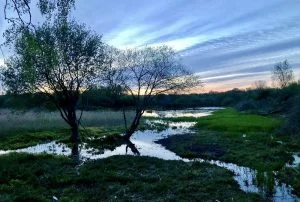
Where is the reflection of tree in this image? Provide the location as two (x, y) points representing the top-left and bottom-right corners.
(125, 140), (140, 156)
(71, 143), (80, 164)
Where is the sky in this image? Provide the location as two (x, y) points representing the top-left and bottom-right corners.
(1, 0), (300, 92)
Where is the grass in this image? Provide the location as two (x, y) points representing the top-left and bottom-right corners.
(0, 153), (264, 202)
(0, 130), (68, 150)
(157, 130), (292, 171)
(278, 165), (300, 196)
(0, 109), (135, 136)
(157, 108), (299, 171)
(0, 109), (134, 150)
(164, 108), (281, 133)
(0, 127), (125, 151)
(195, 108), (281, 133)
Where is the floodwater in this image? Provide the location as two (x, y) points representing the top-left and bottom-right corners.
(0, 107), (299, 201)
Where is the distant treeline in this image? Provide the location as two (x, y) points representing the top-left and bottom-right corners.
(1, 82), (299, 113)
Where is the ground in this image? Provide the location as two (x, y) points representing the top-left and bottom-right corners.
(0, 153), (263, 202)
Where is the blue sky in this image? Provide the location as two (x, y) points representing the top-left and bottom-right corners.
(1, 0), (300, 92)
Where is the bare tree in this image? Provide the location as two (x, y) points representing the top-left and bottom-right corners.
(102, 46), (201, 140)
(272, 60), (294, 88)
(1, 21), (105, 142)
(252, 80), (267, 90)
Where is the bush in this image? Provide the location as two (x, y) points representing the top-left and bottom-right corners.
(280, 97), (300, 135)
(234, 100), (257, 111)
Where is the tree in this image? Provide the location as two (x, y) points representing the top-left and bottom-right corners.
(272, 60), (294, 88)
(252, 80), (267, 90)
(3, 0), (75, 27)
(1, 20), (105, 142)
(103, 46), (201, 140)
(1, 0), (76, 57)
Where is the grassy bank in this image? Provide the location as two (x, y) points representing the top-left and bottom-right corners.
(156, 108), (300, 195)
(157, 109), (299, 171)
(0, 153), (263, 202)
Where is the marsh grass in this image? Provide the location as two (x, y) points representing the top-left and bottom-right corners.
(0, 109), (135, 150)
(0, 153), (263, 201)
(157, 108), (299, 171)
(0, 109), (135, 136)
(278, 166), (300, 196)
(163, 108), (281, 133)
(195, 108), (282, 133)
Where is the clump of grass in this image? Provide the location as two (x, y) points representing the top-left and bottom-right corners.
(0, 129), (69, 150)
(0, 153), (263, 201)
(157, 130), (292, 171)
(278, 166), (300, 196)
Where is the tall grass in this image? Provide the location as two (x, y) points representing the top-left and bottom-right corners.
(0, 109), (135, 136)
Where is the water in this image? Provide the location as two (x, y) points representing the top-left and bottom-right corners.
(0, 108), (299, 201)
(143, 107), (223, 118)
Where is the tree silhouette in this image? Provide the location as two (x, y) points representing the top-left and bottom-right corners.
(102, 46), (201, 139)
(272, 60), (294, 88)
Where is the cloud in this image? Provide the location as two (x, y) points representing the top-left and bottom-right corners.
(0, 58), (4, 66)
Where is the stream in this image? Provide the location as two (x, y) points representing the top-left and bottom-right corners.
(0, 107), (299, 201)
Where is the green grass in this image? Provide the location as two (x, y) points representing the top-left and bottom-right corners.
(278, 165), (300, 196)
(157, 130), (292, 171)
(0, 129), (69, 150)
(195, 108), (281, 133)
(0, 109), (132, 150)
(0, 126), (125, 151)
(0, 153), (263, 202)
(160, 108), (281, 133)
(157, 109), (299, 171)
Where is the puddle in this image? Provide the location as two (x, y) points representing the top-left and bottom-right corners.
(0, 108), (299, 201)
(143, 107), (223, 118)
(287, 154), (300, 168)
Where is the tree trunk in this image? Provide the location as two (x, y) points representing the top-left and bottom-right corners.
(71, 123), (79, 142)
(123, 110), (143, 140)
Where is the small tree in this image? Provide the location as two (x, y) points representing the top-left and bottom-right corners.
(252, 80), (267, 90)
(272, 60), (294, 88)
(1, 21), (105, 142)
(103, 46), (201, 140)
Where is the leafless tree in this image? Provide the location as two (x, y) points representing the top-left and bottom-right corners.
(102, 46), (201, 140)
(272, 60), (294, 88)
(252, 80), (267, 90)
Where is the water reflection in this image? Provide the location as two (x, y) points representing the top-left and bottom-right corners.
(143, 107), (223, 118)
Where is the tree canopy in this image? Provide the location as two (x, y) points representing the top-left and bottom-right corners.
(1, 20), (105, 142)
